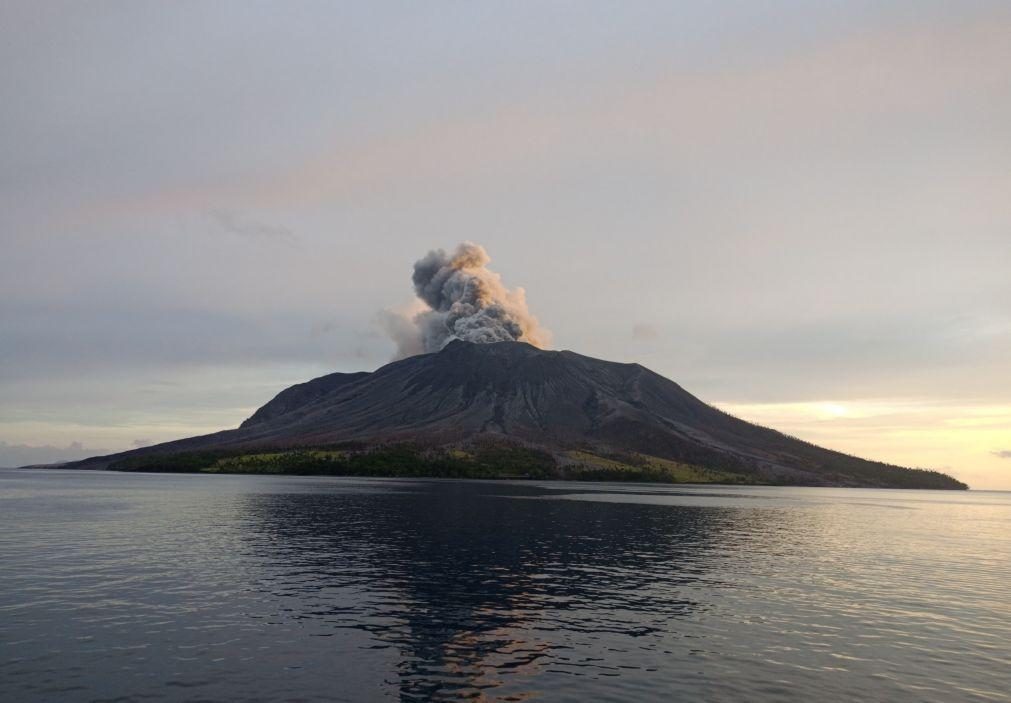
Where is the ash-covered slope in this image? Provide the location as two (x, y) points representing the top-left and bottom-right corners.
(68, 341), (965, 488)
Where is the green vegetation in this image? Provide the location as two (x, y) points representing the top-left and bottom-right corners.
(563, 450), (756, 484)
(205, 450), (348, 473)
(109, 443), (760, 484)
(106, 442), (963, 488)
(109, 443), (558, 480)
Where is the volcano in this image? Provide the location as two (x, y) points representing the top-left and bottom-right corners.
(67, 341), (965, 489)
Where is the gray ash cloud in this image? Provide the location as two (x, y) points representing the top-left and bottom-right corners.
(382, 242), (549, 359)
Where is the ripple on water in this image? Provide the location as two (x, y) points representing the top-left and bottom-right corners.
(1, 472), (1009, 702)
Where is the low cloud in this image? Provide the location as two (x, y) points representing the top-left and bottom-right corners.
(208, 210), (298, 245)
(0, 441), (112, 467)
(993, 450), (1011, 459)
(632, 324), (658, 341)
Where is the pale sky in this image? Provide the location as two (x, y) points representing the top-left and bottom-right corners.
(2, 1), (1009, 488)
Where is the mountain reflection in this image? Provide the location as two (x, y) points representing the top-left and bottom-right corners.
(238, 481), (748, 701)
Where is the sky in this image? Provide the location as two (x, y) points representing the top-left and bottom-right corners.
(1, 1), (1009, 488)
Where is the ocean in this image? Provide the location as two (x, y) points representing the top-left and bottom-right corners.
(1, 469), (1008, 702)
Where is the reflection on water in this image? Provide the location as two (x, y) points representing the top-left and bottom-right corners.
(240, 485), (741, 700)
(1, 472), (1009, 702)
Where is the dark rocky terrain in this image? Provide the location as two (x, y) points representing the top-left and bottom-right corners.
(65, 341), (966, 488)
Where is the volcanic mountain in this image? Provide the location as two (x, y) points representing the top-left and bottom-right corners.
(68, 341), (965, 488)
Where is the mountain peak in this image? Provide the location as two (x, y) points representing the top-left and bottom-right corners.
(437, 338), (546, 356)
(64, 343), (966, 489)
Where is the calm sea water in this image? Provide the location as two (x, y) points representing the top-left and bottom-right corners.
(1, 470), (1008, 702)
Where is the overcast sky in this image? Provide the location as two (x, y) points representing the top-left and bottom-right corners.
(2, 1), (1009, 487)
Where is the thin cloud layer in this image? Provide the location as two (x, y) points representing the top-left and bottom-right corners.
(0, 441), (111, 468)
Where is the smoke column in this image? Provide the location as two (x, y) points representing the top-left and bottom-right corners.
(383, 242), (550, 358)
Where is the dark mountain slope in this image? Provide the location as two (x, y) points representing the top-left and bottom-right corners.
(240, 371), (369, 428)
(65, 341), (966, 488)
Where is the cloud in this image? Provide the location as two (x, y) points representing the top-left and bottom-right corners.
(68, 10), (1011, 221)
(132, 438), (153, 448)
(0, 302), (362, 376)
(0, 441), (113, 467)
(208, 210), (298, 245)
(632, 324), (658, 341)
(993, 450), (1011, 459)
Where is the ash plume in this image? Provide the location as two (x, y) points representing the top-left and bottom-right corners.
(382, 242), (550, 359)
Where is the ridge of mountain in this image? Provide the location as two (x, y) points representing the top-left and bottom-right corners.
(62, 341), (967, 489)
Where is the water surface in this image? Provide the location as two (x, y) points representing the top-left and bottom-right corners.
(1, 470), (1008, 701)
